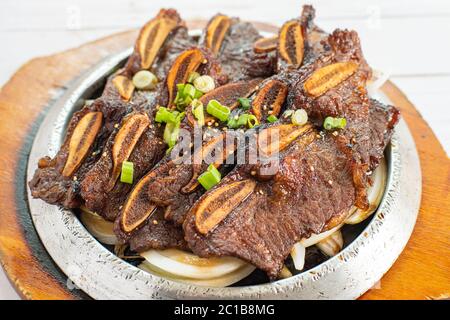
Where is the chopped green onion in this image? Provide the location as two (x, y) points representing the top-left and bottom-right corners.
(192, 99), (205, 126)
(292, 109), (308, 126)
(183, 83), (196, 99)
(198, 164), (221, 190)
(193, 75), (215, 93)
(323, 116), (347, 130)
(227, 113), (259, 129)
(267, 115), (278, 123)
(164, 121), (181, 148)
(238, 98), (251, 110)
(174, 83), (204, 110)
(155, 107), (178, 123)
(206, 100), (231, 122)
(246, 114), (259, 128)
(194, 89), (203, 99)
(187, 71), (200, 83)
(132, 70), (158, 90)
(120, 161), (134, 184)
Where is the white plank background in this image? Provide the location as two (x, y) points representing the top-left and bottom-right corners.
(0, 0), (449, 299)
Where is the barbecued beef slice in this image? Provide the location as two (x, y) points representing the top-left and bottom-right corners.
(220, 19), (275, 81)
(129, 209), (187, 252)
(78, 25), (204, 220)
(80, 112), (165, 221)
(368, 99), (400, 169)
(288, 29), (373, 209)
(28, 9), (190, 209)
(184, 132), (356, 279)
(28, 80), (138, 208)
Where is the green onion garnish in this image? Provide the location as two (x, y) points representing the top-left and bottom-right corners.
(155, 107), (178, 123)
(238, 98), (251, 110)
(198, 164), (221, 190)
(187, 71), (200, 83)
(164, 120), (182, 148)
(192, 99), (205, 126)
(323, 116), (347, 130)
(246, 114), (259, 128)
(193, 75), (215, 93)
(292, 109), (308, 126)
(183, 83), (196, 99)
(158, 108), (185, 148)
(120, 161), (134, 184)
(206, 100), (231, 122)
(227, 113), (259, 129)
(173, 83), (204, 110)
(194, 89), (203, 99)
(267, 115), (278, 123)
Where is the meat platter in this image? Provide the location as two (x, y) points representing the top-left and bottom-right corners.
(26, 6), (421, 299)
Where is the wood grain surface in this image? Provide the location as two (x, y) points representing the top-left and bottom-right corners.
(0, 22), (448, 300)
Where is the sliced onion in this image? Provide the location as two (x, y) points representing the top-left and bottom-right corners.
(299, 224), (342, 248)
(346, 158), (387, 224)
(139, 260), (255, 287)
(316, 229), (344, 257)
(290, 242), (306, 271)
(140, 249), (248, 280)
(80, 207), (118, 245)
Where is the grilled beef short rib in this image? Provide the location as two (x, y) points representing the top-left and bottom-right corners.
(183, 29), (399, 279)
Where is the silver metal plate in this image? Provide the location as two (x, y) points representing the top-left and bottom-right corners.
(26, 35), (421, 299)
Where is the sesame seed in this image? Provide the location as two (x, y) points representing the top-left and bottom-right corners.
(152, 220), (158, 225)
(251, 170), (256, 176)
(332, 131), (338, 136)
(202, 59), (208, 64)
(310, 166), (315, 172)
(73, 176), (78, 181)
(114, 123), (119, 128)
(102, 152), (107, 157)
(328, 180), (333, 185)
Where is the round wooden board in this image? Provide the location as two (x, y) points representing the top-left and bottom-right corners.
(0, 21), (448, 300)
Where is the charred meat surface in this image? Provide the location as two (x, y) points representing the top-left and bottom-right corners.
(29, 9), (189, 208)
(129, 209), (187, 252)
(183, 30), (399, 278)
(117, 5), (329, 250)
(28, 5), (401, 283)
(79, 20), (202, 221)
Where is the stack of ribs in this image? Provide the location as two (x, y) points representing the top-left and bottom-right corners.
(29, 5), (399, 280)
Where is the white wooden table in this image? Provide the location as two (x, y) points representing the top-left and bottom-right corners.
(0, 0), (449, 300)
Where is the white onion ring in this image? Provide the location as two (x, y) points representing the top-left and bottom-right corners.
(80, 207), (118, 245)
(140, 248), (249, 280)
